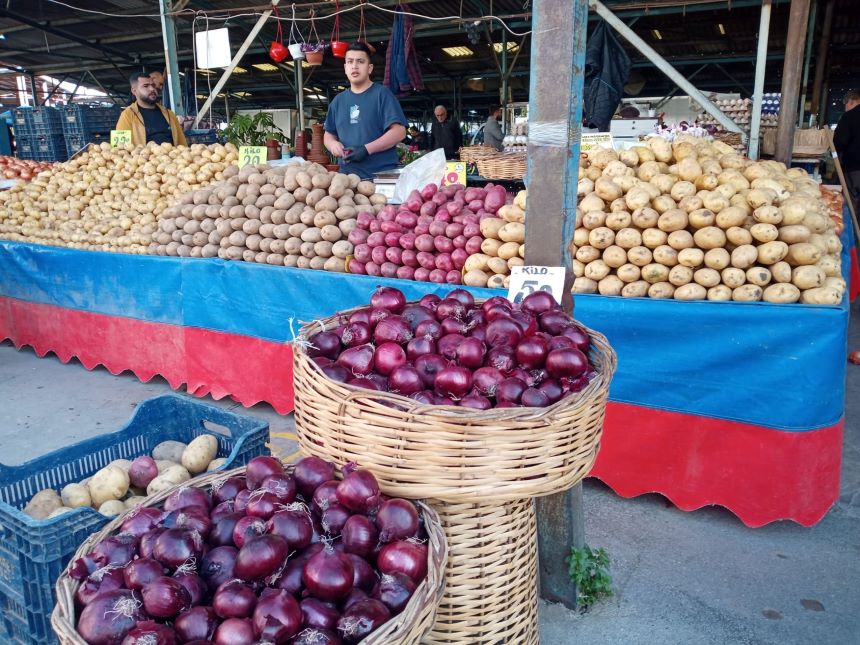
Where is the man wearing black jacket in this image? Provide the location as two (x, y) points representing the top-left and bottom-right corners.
(430, 105), (462, 159)
(834, 89), (860, 210)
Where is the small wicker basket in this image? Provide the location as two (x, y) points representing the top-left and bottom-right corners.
(51, 466), (447, 645)
(475, 153), (528, 180)
(458, 145), (499, 164)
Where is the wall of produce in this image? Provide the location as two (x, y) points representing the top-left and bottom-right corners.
(0, 135), (847, 304)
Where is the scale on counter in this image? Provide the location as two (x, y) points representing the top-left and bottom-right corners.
(373, 169), (401, 203)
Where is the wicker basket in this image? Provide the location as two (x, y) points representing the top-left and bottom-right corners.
(423, 497), (538, 644)
(475, 153), (527, 180)
(51, 466), (447, 645)
(458, 145), (499, 164)
(293, 307), (616, 503)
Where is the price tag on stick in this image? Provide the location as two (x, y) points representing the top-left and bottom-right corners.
(507, 265), (566, 305)
(110, 130), (131, 147)
(238, 145), (266, 168)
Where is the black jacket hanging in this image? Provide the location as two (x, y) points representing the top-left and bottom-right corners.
(583, 20), (631, 131)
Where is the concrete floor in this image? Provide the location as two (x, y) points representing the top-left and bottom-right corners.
(1, 308), (859, 644)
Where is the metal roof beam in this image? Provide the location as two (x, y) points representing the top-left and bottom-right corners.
(598, 0), (789, 18)
(0, 31), (164, 58)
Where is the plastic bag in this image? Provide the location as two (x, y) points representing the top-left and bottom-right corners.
(393, 148), (446, 203)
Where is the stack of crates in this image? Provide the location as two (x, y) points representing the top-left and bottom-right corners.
(60, 104), (122, 157)
(185, 128), (220, 145)
(13, 107), (67, 162)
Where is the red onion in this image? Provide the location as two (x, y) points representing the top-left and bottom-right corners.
(521, 388), (550, 407)
(408, 390), (436, 404)
(322, 365), (351, 383)
(295, 456), (336, 499)
(292, 628), (342, 645)
(377, 540), (428, 584)
(336, 344), (375, 376)
(320, 504), (351, 537)
(437, 333), (465, 360)
(128, 456), (159, 489)
(261, 474), (298, 504)
(415, 319), (442, 340)
(336, 468), (381, 514)
(472, 366), (504, 397)
(345, 553), (377, 592)
(276, 556), (307, 596)
(521, 290), (558, 315)
(309, 331), (342, 360)
(141, 576), (191, 619)
(269, 505), (314, 549)
(538, 310), (573, 335)
(486, 317), (523, 348)
(252, 588), (303, 643)
(312, 480), (341, 514)
(341, 322), (372, 348)
(174, 606), (218, 642)
(162, 506), (212, 537)
(209, 511), (242, 547)
(434, 366), (473, 400)
(545, 347), (589, 379)
(496, 377), (527, 404)
(124, 557), (164, 590)
(370, 287), (406, 313)
(76, 590), (144, 644)
(527, 368), (548, 388)
(213, 579), (257, 618)
(460, 392), (493, 409)
(406, 337), (436, 360)
(163, 485), (212, 512)
(201, 546), (237, 589)
(348, 377), (384, 391)
(485, 346), (515, 373)
(538, 378), (565, 404)
(174, 570), (207, 606)
(435, 298), (467, 321)
(92, 534), (138, 568)
(511, 310), (538, 337)
(234, 534), (289, 581)
(232, 515), (267, 548)
(373, 342), (406, 377)
(440, 316), (468, 335)
(388, 366), (424, 395)
(400, 304), (435, 331)
(337, 599), (391, 643)
(373, 315), (413, 344)
(153, 528), (203, 569)
(375, 499), (419, 543)
(68, 554), (100, 581)
(139, 529), (163, 559)
(559, 326), (590, 352)
(214, 618), (255, 645)
(340, 587), (369, 611)
(516, 335), (550, 369)
(245, 456), (286, 490)
(342, 515), (378, 557)
(119, 507), (163, 538)
(313, 357), (334, 369)
(76, 565), (126, 607)
(455, 337), (486, 369)
(301, 598), (340, 630)
(419, 294), (441, 310)
(303, 545), (355, 601)
(212, 476), (246, 505)
(374, 572), (416, 614)
(548, 335), (576, 351)
(245, 490), (280, 519)
(120, 621), (177, 645)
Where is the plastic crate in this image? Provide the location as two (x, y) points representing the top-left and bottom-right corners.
(17, 135), (67, 162)
(186, 128), (220, 145)
(12, 107), (63, 137)
(60, 105), (122, 138)
(65, 132), (109, 157)
(0, 393), (269, 645)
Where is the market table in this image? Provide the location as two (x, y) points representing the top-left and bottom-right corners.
(1, 224), (855, 528)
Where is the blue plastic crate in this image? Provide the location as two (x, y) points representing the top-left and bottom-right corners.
(0, 393), (269, 645)
(60, 105), (122, 138)
(186, 128), (220, 145)
(65, 132), (109, 157)
(12, 107), (63, 137)
(17, 135), (67, 162)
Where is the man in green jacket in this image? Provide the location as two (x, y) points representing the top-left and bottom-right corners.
(115, 72), (187, 147)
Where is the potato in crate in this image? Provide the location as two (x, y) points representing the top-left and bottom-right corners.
(0, 393), (269, 645)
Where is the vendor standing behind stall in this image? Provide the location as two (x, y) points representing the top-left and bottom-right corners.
(324, 42), (407, 180)
(115, 72), (187, 146)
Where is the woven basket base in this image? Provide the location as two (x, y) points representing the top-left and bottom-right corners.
(423, 498), (539, 645)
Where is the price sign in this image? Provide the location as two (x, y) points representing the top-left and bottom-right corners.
(580, 132), (615, 152)
(238, 145), (266, 168)
(441, 161), (466, 187)
(507, 265), (566, 305)
(110, 130), (132, 147)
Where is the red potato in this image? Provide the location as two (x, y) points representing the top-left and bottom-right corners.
(406, 191), (423, 212)
(397, 211), (419, 228)
(465, 236), (483, 254)
(464, 187), (487, 202)
(369, 220), (382, 233)
(434, 236), (454, 254)
(451, 248), (468, 269)
(468, 199), (483, 212)
(420, 183), (439, 200)
(445, 223), (464, 238)
(415, 224), (430, 235)
(416, 252), (436, 270)
(417, 214), (434, 226)
(371, 246), (387, 265)
(348, 229), (370, 245)
(452, 235), (467, 249)
(414, 267), (431, 281)
(484, 187), (506, 213)
(385, 247), (403, 264)
(353, 244), (372, 263)
(399, 233), (417, 250)
(401, 249), (419, 267)
(445, 201), (463, 216)
(435, 253), (454, 272)
(380, 221), (403, 234)
(464, 222), (481, 237)
(432, 192), (449, 206)
(381, 262), (399, 278)
(367, 232), (386, 247)
(384, 232), (402, 248)
(428, 221), (447, 237)
(418, 201), (437, 218)
(356, 212), (375, 230)
(429, 269), (447, 283)
(446, 270), (462, 284)
(378, 205), (397, 219)
(415, 234), (435, 253)
(348, 260), (367, 274)
(397, 265), (416, 280)
(433, 209), (452, 223)
(365, 261), (381, 276)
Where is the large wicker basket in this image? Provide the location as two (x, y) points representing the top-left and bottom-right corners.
(293, 307), (616, 503)
(458, 145), (499, 164)
(475, 152), (528, 180)
(51, 466), (447, 645)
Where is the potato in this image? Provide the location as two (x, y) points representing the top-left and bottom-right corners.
(605, 211), (632, 231)
(594, 177), (623, 201)
(161, 465), (192, 484)
(688, 208), (715, 229)
(615, 263), (640, 283)
(88, 465), (130, 507)
(621, 280), (649, 297)
(667, 230), (694, 251)
(800, 286), (841, 305)
(693, 226), (727, 250)
(715, 206), (748, 230)
(125, 496), (148, 509)
(602, 245), (628, 268)
(647, 282), (675, 299)
(613, 228), (641, 250)
(721, 267), (746, 289)
(146, 474), (179, 496)
(692, 267), (720, 288)
(745, 266), (772, 287)
(674, 283), (706, 300)
(677, 247), (704, 268)
(151, 442), (186, 465)
(791, 265), (826, 290)
(23, 489), (63, 519)
(652, 245), (678, 267)
(110, 459), (133, 474)
(180, 434), (219, 475)
(732, 284), (763, 302)
(631, 207), (659, 229)
(463, 269), (490, 287)
(652, 194), (677, 214)
(707, 285), (733, 301)
(499, 222), (525, 243)
(753, 241), (788, 266)
(668, 264), (693, 286)
(749, 223), (778, 244)
(482, 238), (504, 257)
(641, 263), (670, 284)
(597, 275), (624, 296)
(752, 205), (782, 225)
(769, 261), (792, 283)
(678, 195), (704, 213)
(573, 277), (599, 294)
(625, 188), (652, 211)
(480, 218), (507, 240)
(641, 228), (668, 249)
(584, 259), (611, 281)
(627, 246), (653, 267)
(824, 277), (847, 295)
(725, 226), (753, 246)
(99, 500), (127, 517)
(784, 242), (821, 266)
(588, 227), (615, 250)
(487, 256), (510, 274)
(61, 483), (92, 509)
(576, 246), (600, 263)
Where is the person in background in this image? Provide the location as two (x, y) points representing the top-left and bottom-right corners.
(484, 104), (504, 151)
(147, 68), (172, 110)
(115, 72), (187, 146)
(835, 89), (860, 212)
(430, 105), (462, 159)
(407, 126), (428, 150)
(324, 42), (407, 180)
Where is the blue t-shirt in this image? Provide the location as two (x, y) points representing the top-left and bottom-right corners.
(324, 83), (407, 179)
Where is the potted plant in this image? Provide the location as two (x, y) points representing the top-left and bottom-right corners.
(222, 112), (289, 149)
(330, 0), (347, 58)
(301, 41), (326, 66)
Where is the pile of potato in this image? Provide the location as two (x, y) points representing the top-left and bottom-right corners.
(572, 136), (845, 304)
(0, 141), (238, 253)
(151, 161), (387, 271)
(22, 436), (224, 520)
(462, 189), (527, 288)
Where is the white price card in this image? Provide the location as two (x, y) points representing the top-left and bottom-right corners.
(506, 265), (566, 305)
(580, 132), (615, 152)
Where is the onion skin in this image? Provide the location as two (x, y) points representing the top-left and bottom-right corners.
(234, 534), (289, 581)
(303, 546), (355, 601)
(142, 576), (192, 618)
(373, 572), (416, 613)
(213, 580), (257, 619)
(76, 590), (145, 644)
(301, 598), (341, 630)
(295, 456), (336, 499)
(174, 606), (218, 642)
(252, 588), (303, 643)
(377, 540), (428, 584)
(337, 599), (392, 644)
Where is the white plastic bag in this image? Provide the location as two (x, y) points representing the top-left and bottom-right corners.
(392, 148), (446, 203)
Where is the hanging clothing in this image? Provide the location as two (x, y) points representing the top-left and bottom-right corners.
(583, 20), (631, 131)
(384, 9), (424, 94)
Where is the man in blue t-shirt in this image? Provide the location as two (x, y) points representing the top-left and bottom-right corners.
(324, 42), (407, 179)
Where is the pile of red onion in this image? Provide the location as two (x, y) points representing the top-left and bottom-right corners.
(346, 182), (509, 283)
(309, 286), (596, 409)
(68, 456), (428, 644)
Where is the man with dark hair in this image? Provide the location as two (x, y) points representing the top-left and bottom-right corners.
(324, 42), (407, 179)
(115, 71), (187, 146)
(147, 68), (171, 108)
(835, 89), (860, 210)
(430, 105), (462, 159)
(484, 104), (504, 151)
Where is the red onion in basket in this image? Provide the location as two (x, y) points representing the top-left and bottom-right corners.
(303, 544), (355, 601)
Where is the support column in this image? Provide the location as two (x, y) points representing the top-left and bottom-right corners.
(501, 29), (508, 131)
(749, 0), (773, 160)
(296, 62), (305, 131)
(775, 0), (812, 164)
(797, 0), (817, 127)
(526, 0), (588, 609)
(810, 0), (834, 124)
(159, 0), (183, 115)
